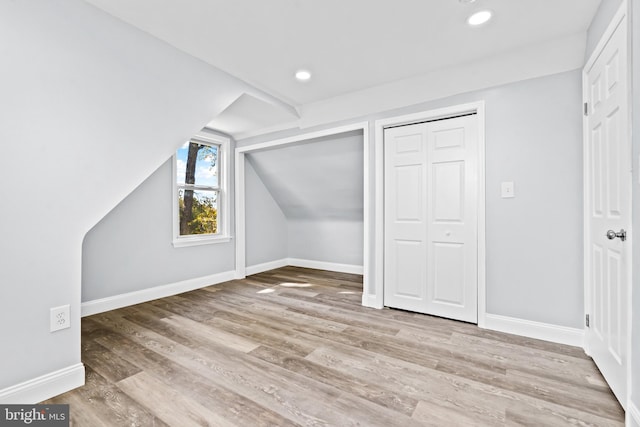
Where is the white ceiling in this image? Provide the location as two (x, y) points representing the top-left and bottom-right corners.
(84, 0), (601, 136)
(206, 93), (299, 137)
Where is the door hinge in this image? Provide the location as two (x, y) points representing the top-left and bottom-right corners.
(586, 314), (590, 327)
(584, 102), (589, 116)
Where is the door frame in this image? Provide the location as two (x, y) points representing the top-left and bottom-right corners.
(582, 0), (632, 411)
(373, 101), (487, 326)
(234, 121), (372, 297)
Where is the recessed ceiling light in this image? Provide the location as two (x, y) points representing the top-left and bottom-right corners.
(295, 70), (311, 81)
(467, 10), (492, 26)
(459, 0), (476, 3)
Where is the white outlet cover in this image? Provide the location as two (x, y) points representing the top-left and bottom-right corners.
(501, 181), (515, 198)
(50, 305), (70, 332)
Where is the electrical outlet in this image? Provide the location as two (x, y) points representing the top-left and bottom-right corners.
(50, 305), (70, 332)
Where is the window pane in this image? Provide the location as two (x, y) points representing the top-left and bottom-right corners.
(178, 189), (218, 235)
(176, 142), (219, 187)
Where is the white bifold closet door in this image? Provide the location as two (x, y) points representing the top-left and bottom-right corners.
(383, 115), (478, 323)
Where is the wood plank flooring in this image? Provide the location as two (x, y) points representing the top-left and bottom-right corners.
(43, 267), (624, 426)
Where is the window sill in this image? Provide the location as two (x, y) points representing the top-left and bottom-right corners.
(172, 235), (232, 248)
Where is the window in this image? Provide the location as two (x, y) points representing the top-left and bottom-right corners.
(173, 131), (230, 247)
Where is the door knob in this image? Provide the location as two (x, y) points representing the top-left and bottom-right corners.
(606, 229), (627, 241)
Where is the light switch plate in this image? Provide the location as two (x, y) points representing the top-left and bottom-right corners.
(501, 182), (515, 198)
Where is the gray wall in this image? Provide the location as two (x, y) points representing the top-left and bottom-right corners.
(82, 150), (235, 302)
(83, 131), (364, 304)
(246, 132), (364, 267)
(240, 69), (584, 329)
(245, 158), (288, 266)
(585, 0), (623, 59)
(480, 72), (583, 326)
(288, 219), (363, 266)
(0, 0), (256, 392)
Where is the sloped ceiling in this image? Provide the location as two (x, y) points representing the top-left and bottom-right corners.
(246, 130), (364, 221)
(206, 93), (299, 137)
(82, 0), (600, 106)
(83, 0), (601, 137)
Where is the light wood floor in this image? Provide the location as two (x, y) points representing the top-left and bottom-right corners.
(44, 267), (624, 426)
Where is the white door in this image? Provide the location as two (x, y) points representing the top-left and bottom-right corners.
(384, 115), (478, 323)
(584, 12), (630, 407)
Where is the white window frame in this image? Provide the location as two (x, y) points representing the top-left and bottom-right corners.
(172, 131), (231, 247)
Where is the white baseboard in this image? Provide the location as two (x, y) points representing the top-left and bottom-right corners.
(81, 270), (236, 317)
(82, 259), (361, 317)
(287, 258), (364, 275)
(361, 294), (383, 309)
(246, 258), (289, 276)
(483, 313), (584, 347)
(628, 402), (640, 427)
(0, 363), (85, 404)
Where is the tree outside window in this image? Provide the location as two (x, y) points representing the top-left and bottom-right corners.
(177, 141), (219, 236)
(173, 130), (233, 248)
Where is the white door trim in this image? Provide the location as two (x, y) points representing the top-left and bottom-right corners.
(235, 122), (372, 301)
(582, 0), (632, 410)
(374, 101), (486, 326)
